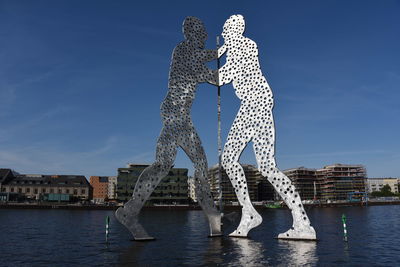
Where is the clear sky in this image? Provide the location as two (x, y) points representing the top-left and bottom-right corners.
(1, 0), (399, 179)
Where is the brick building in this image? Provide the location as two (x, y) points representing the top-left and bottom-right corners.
(90, 176), (109, 203)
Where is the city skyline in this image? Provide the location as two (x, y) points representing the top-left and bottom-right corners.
(1, 0), (400, 179)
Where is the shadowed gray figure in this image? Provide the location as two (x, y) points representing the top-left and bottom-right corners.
(217, 15), (316, 240)
(115, 16), (221, 240)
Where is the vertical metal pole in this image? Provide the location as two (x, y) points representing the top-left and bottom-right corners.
(216, 36), (223, 214)
(342, 214), (348, 242)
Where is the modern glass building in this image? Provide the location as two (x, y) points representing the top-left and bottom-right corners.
(116, 164), (189, 204)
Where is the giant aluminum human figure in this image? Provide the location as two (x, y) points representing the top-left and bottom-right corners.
(115, 16), (222, 240)
(217, 15), (317, 240)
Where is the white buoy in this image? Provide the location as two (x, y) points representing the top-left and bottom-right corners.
(342, 214), (348, 242)
(106, 215), (110, 242)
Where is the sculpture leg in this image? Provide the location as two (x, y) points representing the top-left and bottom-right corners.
(273, 170), (316, 240)
(180, 127), (222, 236)
(115, 128), (177, 240)
(253, 134), (317, 240)
(222, 122), (262, 237)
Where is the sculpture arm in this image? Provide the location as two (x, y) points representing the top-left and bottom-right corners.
(197, 49), (217, 62)
(199, 67), (218, 86)
(196, 49), (218, 85)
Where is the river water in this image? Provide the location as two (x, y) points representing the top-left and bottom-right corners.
(1, 205), (399, 266)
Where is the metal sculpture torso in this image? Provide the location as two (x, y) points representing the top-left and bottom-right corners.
(115, 17), (221, 240)
(218, 15), (316, 240)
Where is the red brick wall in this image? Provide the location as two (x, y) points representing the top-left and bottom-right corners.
(89, 176), (108, 200)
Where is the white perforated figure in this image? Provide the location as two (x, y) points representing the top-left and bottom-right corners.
(116, 17), (221, 240)
(218, 15), (316, 240)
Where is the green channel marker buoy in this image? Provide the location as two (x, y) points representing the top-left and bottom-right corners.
(106, 215), (110, 242)
(342, 214), (348, 242)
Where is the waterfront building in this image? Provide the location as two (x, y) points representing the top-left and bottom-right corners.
(188, 176), (197, 202)
(116, 164), (189, 204)
(0, 169), (91, 202)
(367, 178), (399, 193)
(108, 176), (117, 200)
(0, 169), (20, 201)
(283, 164), (367, 202)
(317, 164), (366, 201)
(0, 169), (16, 189)
(90, 176), (109, 203)
(208, 164), (275, 204)
(283, 167), (319, 200)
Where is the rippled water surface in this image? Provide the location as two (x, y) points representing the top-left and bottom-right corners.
(1, 205), (400, 266)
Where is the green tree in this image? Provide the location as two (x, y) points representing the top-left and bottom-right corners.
(381, 184), (393, 195)
(371, 184), (395, 197)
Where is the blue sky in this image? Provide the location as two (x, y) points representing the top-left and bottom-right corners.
(1, 0), (399, 178)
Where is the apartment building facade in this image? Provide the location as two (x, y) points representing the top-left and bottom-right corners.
(318, 164), (366, 201)
(367, 178), (399, 193)
(283, 164), (367, 201)
(284, 167), (319, 200)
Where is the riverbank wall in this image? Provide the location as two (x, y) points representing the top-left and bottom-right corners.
(1, 201), (400, 210)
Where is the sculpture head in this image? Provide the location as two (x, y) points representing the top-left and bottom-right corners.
(222, 14), (245, 42)
(183, 16), (207, 49)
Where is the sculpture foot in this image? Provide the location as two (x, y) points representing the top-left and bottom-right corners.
(277, 226), (317, 241)
(229, 230), (249, 238)
(207, 211), (222, 237)
(115, 205), (154, 240)
(229, 207), (262, 237)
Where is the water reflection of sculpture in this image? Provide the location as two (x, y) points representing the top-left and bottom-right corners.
(217, 15), (316, 240)
(115, 17), (221, 240)
(229, 238), (268, 266)
(277, 240), (317, 266)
